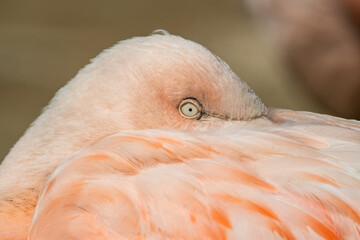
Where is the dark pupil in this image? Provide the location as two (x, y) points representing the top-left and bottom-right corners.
(189, 108), (193, 112)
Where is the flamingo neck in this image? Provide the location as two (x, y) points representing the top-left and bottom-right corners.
(0, 104), (119, 214)
(0, 116), (84, 205)
(0, 110), (86, 239)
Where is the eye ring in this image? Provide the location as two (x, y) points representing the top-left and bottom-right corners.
(178, 98), (203, 119)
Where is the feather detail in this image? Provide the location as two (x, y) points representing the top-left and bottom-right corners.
(29, 112), (360, 239)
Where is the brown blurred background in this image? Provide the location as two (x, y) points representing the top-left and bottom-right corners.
(1, 0), (358, 161)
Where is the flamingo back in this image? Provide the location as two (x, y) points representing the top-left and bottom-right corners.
(28, 109), (360, 239)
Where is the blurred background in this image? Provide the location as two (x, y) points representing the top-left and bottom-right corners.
(1, 0), (359, 161)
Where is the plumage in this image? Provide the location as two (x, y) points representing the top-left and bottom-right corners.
(29, 109), (360, 239)
(0, 33), (359, 239)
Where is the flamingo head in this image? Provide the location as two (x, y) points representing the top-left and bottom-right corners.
(49, 33), (267, 134)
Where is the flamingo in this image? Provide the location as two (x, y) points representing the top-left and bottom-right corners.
(242, 0), (360, 119)
(0, 33), (359, 239)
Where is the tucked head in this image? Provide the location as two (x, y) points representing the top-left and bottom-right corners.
(50, 33), (267, 133)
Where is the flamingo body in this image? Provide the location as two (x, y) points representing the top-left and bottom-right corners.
(0, 33), (359, 239)
(29, 109), (360, 239)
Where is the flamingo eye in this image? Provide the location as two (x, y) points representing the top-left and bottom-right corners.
(179, 98), (202, 119)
